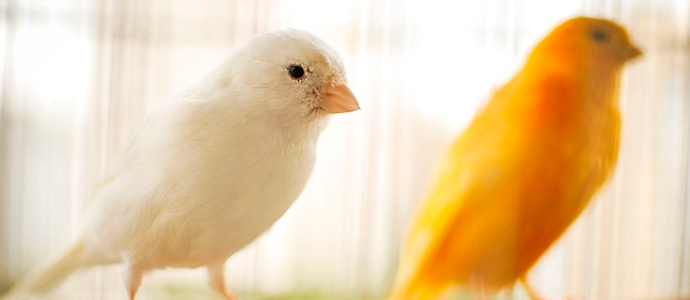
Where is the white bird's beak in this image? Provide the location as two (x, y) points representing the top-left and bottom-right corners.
(321, 84), (360, 113)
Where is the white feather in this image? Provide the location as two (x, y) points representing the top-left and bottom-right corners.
(4, 29), (352, 300)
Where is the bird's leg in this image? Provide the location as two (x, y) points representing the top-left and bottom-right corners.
(123, 263), (144, 300)
(470, 274), (490, 300)
(519, 274), (544, 300)
(207, 261), (239, 300)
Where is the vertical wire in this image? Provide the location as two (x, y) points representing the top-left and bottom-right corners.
(105, 0), (121, 171)
(250, 4), (261, 293)
(651, 1), (666, 296)
(583, 183), (597, 299)
(355, 0), (374, 296)
(346, 0), (370, 296)
(93, 0), (115, 296)
(647, 0), (659, 296)
(374, 0), (410, 295)
(253, 1), (280, 293)
(387, 0), (413, 296)
(651, 0), (685, 296)
(610, 1), (636, 297)
(91, 0), (103, 295)
(388, 0), (403, 290)
(0, 0), (20, 284)
(138, 0), (151, 124)
(253, 2), (269, 291)
(679, 0), (690, 294)
(570, 4), (587, 298)
(506, 2), (519, 298)
(69, 0), (90, 242)
(107, 0), (121, 170)
(16, 0), (31, 282)
(0, 0), (6, 117)
(44, 0), (56, 259)
(120, 0), (134, 153)
(95, 0), (111, 182)
(583, 1), (599, 296)
(605, 0), (623, 297)
(0, 0), (8, 289)
(361, 0), (385, 296)
(598, 0), (616, 298)
(584, 3), (600, 298)
(506, 0), (518, 59)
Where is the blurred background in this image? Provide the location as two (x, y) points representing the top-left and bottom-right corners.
(0, 0), (688, 299)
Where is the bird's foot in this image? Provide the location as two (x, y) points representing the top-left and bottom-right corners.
(221, 290), (240, 300)
(519, 274), (545, 300)
(207, 262), (240, 300)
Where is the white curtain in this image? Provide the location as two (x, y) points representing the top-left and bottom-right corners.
(1, 0), (688, 299)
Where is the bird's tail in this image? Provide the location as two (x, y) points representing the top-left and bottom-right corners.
(3, 241), (86, 299)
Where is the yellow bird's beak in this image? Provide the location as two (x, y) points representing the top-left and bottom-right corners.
(321, 84), (360, 113)
(626, 45), (643, 61)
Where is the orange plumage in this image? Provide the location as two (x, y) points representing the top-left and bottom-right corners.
(390, 17), (641, 300)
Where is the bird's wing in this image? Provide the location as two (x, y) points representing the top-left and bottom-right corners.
(392, 105), (525, 296)
(393, 76), (572, 295)
(81, 99), (225, 258)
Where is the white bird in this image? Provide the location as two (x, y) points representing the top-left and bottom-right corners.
(4, 29), (359, 300)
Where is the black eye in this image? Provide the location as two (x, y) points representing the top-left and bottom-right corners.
(590, 29), (610, 43)
(288, 64), (305, 79)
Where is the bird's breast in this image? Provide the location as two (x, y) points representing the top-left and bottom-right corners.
(170, 130), (318, 265)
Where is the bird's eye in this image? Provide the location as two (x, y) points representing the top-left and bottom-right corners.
(288, 64), (305, 79)
(590, 29), (610, 44)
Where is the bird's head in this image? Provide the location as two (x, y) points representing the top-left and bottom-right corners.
(220, 29), (359, 123)
(529, 17), (642, 73)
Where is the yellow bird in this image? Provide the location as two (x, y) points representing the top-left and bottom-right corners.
(390, 17), (641, 300)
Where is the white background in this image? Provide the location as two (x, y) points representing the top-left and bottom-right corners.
(1, 0), (689, 299)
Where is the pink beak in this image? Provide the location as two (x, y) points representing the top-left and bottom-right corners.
(321, 84), (360, 113)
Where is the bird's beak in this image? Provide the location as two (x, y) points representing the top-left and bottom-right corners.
(321, 84), (360, 113)
(626, 44), (643, 60)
